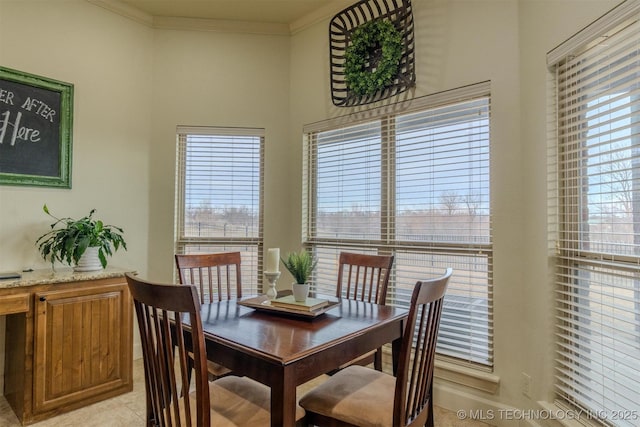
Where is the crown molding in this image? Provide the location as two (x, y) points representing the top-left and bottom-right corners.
(87, 0), (153, 27)
(153, 16), (289, 35)
(87, 0), (346, 35)
(289, 0), (351, 35)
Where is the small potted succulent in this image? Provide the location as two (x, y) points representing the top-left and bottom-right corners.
(281, 249), (317, 302)
(36, 204), (127, 271)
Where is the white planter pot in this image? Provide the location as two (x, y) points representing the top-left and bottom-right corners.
(74, 247), (103, 272)
(292, 282), (310, 302)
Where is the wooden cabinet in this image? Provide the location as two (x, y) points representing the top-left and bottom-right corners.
(2, 269), (133, 425)
(33, 283), (131, 414)
(0, 293), (29, 315)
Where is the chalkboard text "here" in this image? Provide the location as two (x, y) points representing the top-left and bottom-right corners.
(0, 111), (41, 145)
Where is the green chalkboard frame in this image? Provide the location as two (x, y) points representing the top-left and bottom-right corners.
(0, 66), (73, 188)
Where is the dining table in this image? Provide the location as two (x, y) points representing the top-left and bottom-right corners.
(192, 292), (408, 427)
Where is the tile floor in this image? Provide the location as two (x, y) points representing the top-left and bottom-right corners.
(0, 358), (147, 426)
(0, 359), (491, 426)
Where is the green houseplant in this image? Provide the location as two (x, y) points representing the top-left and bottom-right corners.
(281, 250), (317, 302)
(281, 250), (317, 284)
(36, 204), (127, 271)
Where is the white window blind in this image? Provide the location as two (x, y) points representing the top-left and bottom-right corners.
(549, 1), (640, 424)
(303, 83), (493, 367)
(175, 126), (264, 294)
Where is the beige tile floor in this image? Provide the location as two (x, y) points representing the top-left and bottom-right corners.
(0, 358), (147, 427)
(0, 359), (491, 426)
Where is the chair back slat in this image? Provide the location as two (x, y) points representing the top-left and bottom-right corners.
(175, 252), (242, 303)
(394, 268), (452, 427)
(336, 252), (394, 304)
(126, 273), (211, 427)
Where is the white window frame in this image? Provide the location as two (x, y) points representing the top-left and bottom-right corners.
(174, 126), (265, 293)
(548, 1), (640, 424)
(303, 82), (493, 368)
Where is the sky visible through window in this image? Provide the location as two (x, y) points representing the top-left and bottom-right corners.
(185, 135), (260, 207)
(585, 94), (638, 255)
(315, 114), (490, 219)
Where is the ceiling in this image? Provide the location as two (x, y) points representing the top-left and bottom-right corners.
(117, 0), (354, 25)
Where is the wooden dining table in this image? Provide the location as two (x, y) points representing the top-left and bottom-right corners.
(193, 293), (408, 427)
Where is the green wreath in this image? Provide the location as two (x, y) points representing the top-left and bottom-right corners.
(344, 19), (403, 96)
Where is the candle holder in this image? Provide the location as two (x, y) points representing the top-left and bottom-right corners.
(264, 271), (281, 300)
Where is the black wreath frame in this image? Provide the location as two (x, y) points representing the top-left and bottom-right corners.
(329, 0), (415, 107)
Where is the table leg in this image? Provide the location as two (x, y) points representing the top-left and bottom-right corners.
(391, 322), (404, 376)
(271, 370), (298, 426)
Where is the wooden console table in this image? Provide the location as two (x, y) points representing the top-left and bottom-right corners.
(0, 267), (133, 425)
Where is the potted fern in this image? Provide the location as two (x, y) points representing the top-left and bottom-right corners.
(281, 250), (317, 302)
(36, 204), (127, 271)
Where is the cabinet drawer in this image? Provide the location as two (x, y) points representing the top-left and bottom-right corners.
(0, 293), (30, 315)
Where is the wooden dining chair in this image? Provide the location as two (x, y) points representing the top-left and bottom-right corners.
(175, 252), (242, 303)
(175, 252), (243, 379)
(300, 268), (453, 427)
(126, 273), (306, 426)
(336, 251), (394, 370)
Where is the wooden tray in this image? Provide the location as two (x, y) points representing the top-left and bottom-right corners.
(238, 294), (340, 319)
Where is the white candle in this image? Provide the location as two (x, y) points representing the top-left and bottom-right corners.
(266, 248), (280, 273)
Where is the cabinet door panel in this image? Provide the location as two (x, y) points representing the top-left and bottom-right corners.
(33, 283), (132, 414)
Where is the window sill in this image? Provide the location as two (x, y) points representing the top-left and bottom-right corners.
(382, 347), (499, 394)
(434, 359), (500, 394)
(537, 401), (602, 427)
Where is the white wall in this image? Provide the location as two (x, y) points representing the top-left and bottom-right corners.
(146, 28), (294, 282)
(0, 0), (152, 273)
(0, 0), (153, 392)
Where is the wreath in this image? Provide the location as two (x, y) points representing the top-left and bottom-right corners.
(344, 19), (403, 97)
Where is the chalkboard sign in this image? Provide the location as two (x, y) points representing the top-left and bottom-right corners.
(0, 67), (73, 188)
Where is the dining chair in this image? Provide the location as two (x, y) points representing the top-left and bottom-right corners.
(126, 273), (306, 426)
(336, 251), (394, 370)
(175, 252), (243, 303)
(175, 252), (242, 379)
(300, 268), (453, 427)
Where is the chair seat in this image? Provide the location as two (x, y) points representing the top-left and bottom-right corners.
(207, 360), (232, 377)
(336, 349), (376, 370)
(188, 350), (232, 378)
(184, 375), (306, 426)
(300, 365), (395, 427)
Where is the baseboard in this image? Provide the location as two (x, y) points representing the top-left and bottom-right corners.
(434, 381), (545, 427)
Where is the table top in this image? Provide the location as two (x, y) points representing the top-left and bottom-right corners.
(197, 295), (408, 365)
(190, 294), (408, 426)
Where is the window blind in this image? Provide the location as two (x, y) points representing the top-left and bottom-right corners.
(549, 1), (640, 424)
(303, 83), (493, 367)
(175, 126), (264, 294)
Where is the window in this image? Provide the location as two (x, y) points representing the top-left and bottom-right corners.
(548, 1), (640, 424)
(175, 126), (264, 294)
(303, 82), (493, 367)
